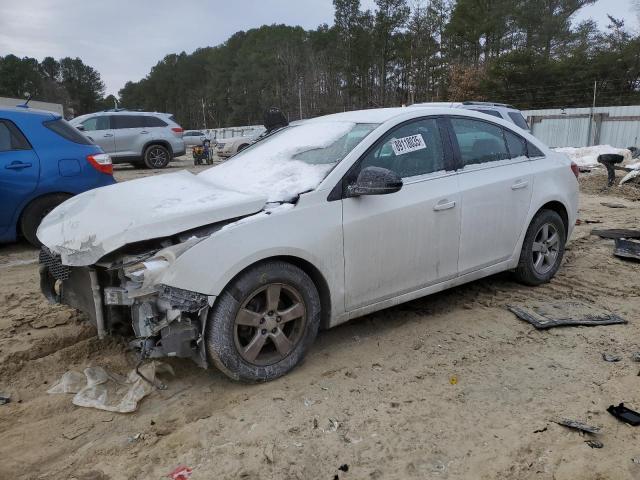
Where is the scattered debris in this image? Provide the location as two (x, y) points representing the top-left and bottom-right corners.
(167, 465), (193, 480)
(585, 440), (604, 449)
(575, 219), (602, 225)
(632, 352), (640, 362)
(48, 362), (174, 413)
(598, 154), (625, 186)
(607, 403), (640, 426)
(339, 464), (349, 472)
(508, 302), (627, 329)
(0, 393), (10, 405)
(591, 229), (640, 239)
(554, 418), (601, 434)
(303, 398), (315, 408)
(614, 238), (640, 261)
(449, 375), (458, 385)
(602, 353), (622, 362)
(533, 426), (548, 433)
(62, 425), (91, 440)
(633, 457), (640, 464)
(600, 202), (627, 209)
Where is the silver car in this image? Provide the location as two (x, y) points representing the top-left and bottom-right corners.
(70, 110), (186, 168)
(39, 107), (578, 383)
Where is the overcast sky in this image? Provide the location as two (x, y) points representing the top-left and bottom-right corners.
(0, 0), (637, 96)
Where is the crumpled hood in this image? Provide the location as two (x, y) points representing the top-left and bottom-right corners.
(37, 170), (268, 266)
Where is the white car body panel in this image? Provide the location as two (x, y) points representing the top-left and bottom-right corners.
(40, 107), (578, 331)
(37, 170), (267, 266)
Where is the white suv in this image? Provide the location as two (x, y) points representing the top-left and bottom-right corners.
(39, 107), (578, 382)
(411, 101), (530, 131)
(70, 110), (186, 168)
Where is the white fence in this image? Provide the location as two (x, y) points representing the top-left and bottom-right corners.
(522, 105), (640, 148)
(205, 125), (265, 140)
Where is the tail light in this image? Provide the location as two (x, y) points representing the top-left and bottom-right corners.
(570, 161), (580, 179)
(87, 153), (113, 175)
(171, 127), (184, 137)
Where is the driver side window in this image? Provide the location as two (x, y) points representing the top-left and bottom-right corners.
(359, 118), (445, 179)
(81, 116), (110, 131)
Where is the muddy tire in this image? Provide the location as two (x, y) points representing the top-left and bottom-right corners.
(20, 193), (71, 247)
(514, 209), (566, 286)
(143, 144), (171, 169)
(237, 143), (250, 153)
(206, 261), (321, 382)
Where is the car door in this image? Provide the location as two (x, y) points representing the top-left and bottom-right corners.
(0, 119), (40, 235)
(447, 117), (533, 274)
(113, 115), (147, 156)
(341, 117), (460, 311)
(80, 115), (115, 153)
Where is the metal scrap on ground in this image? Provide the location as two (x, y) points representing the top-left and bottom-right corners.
(508, 301), (627, 330)
(591, 229), (640, 239)
(554, 418), (601, 434)
(613, 238), (640, 261)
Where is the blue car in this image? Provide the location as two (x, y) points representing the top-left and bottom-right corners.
(0, 106), (115, 246)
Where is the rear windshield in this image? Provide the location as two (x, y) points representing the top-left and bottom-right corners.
(44, 118), (93, 145)
(508, 112), (530, 130)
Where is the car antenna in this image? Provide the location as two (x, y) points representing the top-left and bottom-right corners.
(17, 92), (32, 109)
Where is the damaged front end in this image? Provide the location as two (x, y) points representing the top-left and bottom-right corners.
(39, 237), (213, 368)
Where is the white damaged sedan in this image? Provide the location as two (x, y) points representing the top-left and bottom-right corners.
(38, 107), (578, 382)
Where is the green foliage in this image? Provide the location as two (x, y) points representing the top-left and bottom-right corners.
(0, 54), (105, 115)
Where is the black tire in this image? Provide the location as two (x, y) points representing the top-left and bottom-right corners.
(237, 143), (250, 153)
(143, 144), (171, 169)
(20, 193), (71, 247)
(206, 260), (321, 382)
(514, 209), (566, 286)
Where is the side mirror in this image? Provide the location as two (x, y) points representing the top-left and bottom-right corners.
(347, 166), (403, 197)
(76, 124), (85, 131)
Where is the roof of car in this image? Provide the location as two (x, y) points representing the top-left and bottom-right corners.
(0, 106), (59, 119)
(307, 106), (513, 124)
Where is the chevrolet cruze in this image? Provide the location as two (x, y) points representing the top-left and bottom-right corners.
(38, 107), (579, 382)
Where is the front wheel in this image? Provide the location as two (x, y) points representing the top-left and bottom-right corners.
(514, 209), (566, 285)
(206, 261), (321, 382)
(143, 144), (171, 169)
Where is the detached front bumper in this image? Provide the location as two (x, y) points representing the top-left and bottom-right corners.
(39, 247), (213, 368)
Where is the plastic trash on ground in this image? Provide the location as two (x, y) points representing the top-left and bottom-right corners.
(47, 362), (173, 413)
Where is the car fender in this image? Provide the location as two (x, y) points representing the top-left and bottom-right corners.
(159, 192), (345, 320)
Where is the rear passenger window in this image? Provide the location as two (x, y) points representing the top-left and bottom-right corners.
(359, 118), (445, 178)
(504, 130), (527, 159)
(81, 116), (110, 131)
(44, 118), (93, 145)
(0, 120), (31, 151)
(144, 116), (168, 127)
(113, 115), (146, 129)
(450, 118), (509, 166)
(527, 142), (544, 158)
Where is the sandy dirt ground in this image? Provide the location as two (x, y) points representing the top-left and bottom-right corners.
(1, 160), (639, 480)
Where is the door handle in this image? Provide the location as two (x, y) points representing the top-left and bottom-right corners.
(511, 180), (529, 190)
(433, 200), (456, 211)
(5, 161), (32, 170)
(103, 133), (114, 137)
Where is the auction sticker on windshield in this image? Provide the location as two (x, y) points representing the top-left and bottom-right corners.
(391, 134), (426, 156)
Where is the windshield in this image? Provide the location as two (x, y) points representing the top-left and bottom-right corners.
(199, 121), (378, 202)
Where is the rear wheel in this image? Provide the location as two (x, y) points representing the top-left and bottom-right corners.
(237, 143), (250, 153)
(514, 209), (566, 285)
(20, 193), (71, 247)
(206, 261), (321, 382)
(143, 144), (171, 169)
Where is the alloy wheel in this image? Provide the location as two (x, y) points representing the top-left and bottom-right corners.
(234, 283), (307, 366)
(148, 147), (168, 167)
(532, 222), (560, 275)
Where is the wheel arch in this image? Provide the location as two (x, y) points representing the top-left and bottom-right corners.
(218, 255), (333, 330)
(537, 200), (569, 234)
(143, 140), (173, 156)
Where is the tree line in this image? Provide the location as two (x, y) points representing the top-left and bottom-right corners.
(0, 55), (111, 115)
(2, 0), (639, 127)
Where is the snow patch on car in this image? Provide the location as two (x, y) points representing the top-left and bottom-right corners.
(199, 121), (356, 202)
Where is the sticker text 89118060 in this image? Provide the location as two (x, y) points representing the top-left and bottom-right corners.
(391, 134), (427, 156)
